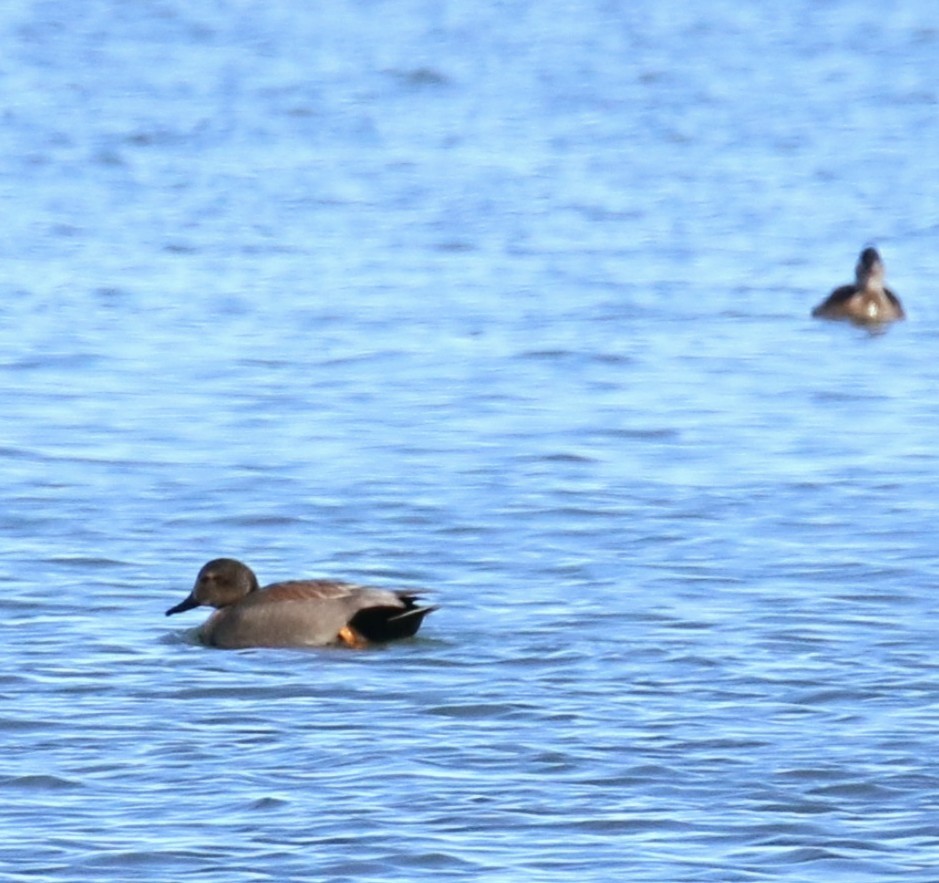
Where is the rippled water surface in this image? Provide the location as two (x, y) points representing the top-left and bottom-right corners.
(3, 1), (939, 880)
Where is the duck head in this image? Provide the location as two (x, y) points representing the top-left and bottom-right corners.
(855, 247), (885, 291)
(166, 558), (261, 616)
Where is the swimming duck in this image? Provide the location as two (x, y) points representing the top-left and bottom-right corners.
(812, 247), (904, 324)
(166, 558), (436, 649)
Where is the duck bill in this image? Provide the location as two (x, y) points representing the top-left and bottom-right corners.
(165, 593), (200, 617)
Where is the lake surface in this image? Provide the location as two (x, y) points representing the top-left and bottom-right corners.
(2, 1), (939, 880)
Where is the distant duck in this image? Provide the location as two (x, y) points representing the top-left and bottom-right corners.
(812, 247), (905, 324)
(166, 558), (437, 649)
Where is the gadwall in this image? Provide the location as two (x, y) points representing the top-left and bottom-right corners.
(166, 558), (436, 649)
(812, 247), (904, 324)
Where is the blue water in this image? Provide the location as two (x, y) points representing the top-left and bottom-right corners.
(3, 1), (939, 880)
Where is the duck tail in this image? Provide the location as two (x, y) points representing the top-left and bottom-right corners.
(350, 594), (438, 642)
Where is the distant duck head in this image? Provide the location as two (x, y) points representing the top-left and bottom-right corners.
(856, 247), (886, 291)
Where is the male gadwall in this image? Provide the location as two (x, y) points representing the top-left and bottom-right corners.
(812, 247), (905, 324)
(166, 558), (436, 649)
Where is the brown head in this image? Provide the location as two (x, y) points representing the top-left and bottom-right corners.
(855, 247), (885, 291)
(165, 558), (261, 616)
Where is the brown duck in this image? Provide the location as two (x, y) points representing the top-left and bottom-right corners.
(812, 247), (905, 325)
(166, 558), (436, 649)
